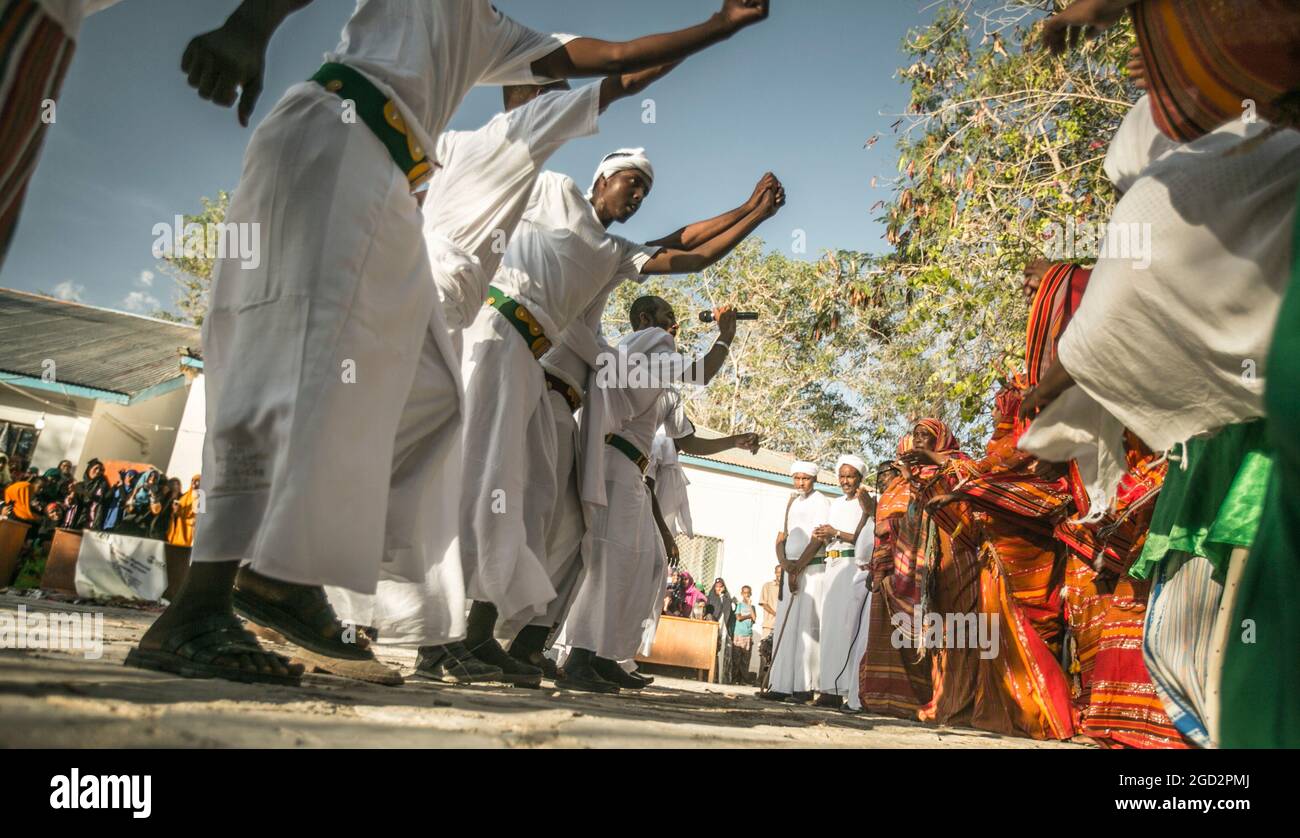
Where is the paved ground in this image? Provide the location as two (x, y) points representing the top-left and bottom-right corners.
(0, 594), (1088, 748)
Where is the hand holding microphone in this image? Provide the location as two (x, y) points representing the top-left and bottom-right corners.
(698, 310), (759, 323)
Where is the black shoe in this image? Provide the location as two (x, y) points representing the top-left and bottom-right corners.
(468, 638), (543, 688)
(839, 704), (864, 715)
(509, 645), (559, 680)
(757, 690), (790, 702)
(628, 667), (654, 687)
(556, 648), (620, 694)
(413, 642), (503, 684)
(814, 693), (843, 709)
(789, 691), (815, 705)
(592, 656), (649, 690)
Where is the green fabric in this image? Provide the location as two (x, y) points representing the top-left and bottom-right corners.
(310, 62), (433, 188)
(485, 285), (552, 360)
(1221, 187), (1300, 749)
(604, 433), (649, 473)
(1130, 420), (1273, 580)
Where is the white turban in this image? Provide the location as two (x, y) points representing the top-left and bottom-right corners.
(834, 454), (866, 477)
(587, 147), (654, 199)
(790, 460), (819, 478)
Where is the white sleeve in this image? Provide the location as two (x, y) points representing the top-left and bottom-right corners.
(476, 4), (578, 85)
(659, 389), (695, 440)
(612, 236), (660, 282)
(517, 83), (602, 166)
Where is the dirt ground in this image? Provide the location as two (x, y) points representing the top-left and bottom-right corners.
(0, 594), (1089, 749)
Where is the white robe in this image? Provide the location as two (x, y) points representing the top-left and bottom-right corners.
(767, 489), (832, 694)
(193, 2), (566, 647)
(1021, 115), (1300, 511)
(648, 430), (693, 537)
(459, 172), (654, 627)
(560, 330), (692, 660)
(817, 495), (875, 702)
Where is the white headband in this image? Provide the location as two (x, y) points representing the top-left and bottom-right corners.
(834, 454), (866, 476)
(587, 147), (654, 199)
(790, 460), (819, 478)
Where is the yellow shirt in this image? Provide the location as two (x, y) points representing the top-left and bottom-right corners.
(4, 481), (38, 522)
(167, 490), (197, 546)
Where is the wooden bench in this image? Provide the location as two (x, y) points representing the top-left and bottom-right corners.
(636, 614), (720, 683)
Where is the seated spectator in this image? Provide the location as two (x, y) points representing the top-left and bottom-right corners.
(2, 474), (43, 523)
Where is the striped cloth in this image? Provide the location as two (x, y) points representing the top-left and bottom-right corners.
(1133, 0), (1300, 141)
(0, 0), (76, 269)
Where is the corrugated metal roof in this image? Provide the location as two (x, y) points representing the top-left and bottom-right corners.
(0, 288), (199, 399)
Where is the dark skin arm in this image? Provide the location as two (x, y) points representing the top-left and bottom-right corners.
(181, 0), (315, 125)
(1041, 0), (1136, 54)
(531, 0), (769, 79)
(647, 174), (779, 251)
(676, 430), (761, 458)
(598, 62), (681, 112)
(1017, 360), (1076, 422)
(642, 182), (785, 275)
(188, 0), (767, 126)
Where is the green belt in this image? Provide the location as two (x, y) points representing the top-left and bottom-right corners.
(806, 556), (827, 567)
(485, 285), (552, 360)
(545, 372), (582, 412)
(606, 433), (649, 473)
(826, 548), (856, 559)
(310, 62), (434, 190)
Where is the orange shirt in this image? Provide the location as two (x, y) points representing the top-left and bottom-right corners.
(3, 481), (39, 522)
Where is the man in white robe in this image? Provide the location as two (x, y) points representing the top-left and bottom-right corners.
(556, 296), (759, 692)
(762, 461), (832, 701)
(445, 155), (784, 685)
(813, 454), (876, 710)
(326, 61), (682, 684)
(130, 0), (773, 686)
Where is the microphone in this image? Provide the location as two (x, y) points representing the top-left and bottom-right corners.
(699, 311), (760, 323)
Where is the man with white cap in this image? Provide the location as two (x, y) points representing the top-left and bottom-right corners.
(814, 454), (876, 709)
(435, 146), (784, 685)
(762, 460), (832, 702)
(556, 295), (760, 693)
(131, 0), (773, 686)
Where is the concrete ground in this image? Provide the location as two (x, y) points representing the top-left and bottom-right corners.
(0, 594), (1089, 748)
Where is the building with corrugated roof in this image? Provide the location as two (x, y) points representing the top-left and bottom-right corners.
(0, 288), (203, 476)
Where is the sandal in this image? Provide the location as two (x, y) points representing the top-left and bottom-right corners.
(233, 582), (374, 661)
(125, 613), (302, 686)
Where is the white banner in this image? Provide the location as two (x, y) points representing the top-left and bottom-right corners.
(74, 531), (169, 602)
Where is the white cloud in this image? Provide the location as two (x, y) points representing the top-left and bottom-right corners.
(137, 269), (155, 287)
(50, 281), (85, 302)
(122, 290), (161, 313)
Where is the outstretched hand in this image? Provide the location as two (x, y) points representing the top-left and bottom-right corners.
(1017, 361), (1076, 422)
(720, 0), (770, 30)
(182, 18), (270, 126)
(756, 178), (786, 219)
(1041, 0), (1134, 54)
(748, 173), (779, 209)
(734, 432), (762, 454)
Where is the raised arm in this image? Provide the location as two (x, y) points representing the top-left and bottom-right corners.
(181, 0), (316, 125)
(641, 180), (785, 275)
(532, 0), (769, 79)
(647, 174), (777, 250)
(1041, 0), (1136, 54)
(598, 61), (681, 112)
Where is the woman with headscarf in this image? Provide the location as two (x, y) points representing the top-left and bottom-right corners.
(101, 469), (138, 532)
(75, 459), (112, 531)
(168, 476), (200, 547)
(814, 454), (875, 709)
(706, 577), (737, 683)
(859, 420), (978, 724)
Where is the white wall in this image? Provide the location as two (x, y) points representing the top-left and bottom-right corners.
(73, 383), (192, 472)
(679, 464), (837, 637)
(165, 373), (205, 479)
(0, 387), (94, 470)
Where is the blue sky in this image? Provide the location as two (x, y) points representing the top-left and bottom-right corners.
(1, 0), (928, 315)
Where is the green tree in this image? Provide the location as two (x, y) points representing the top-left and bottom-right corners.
(603, 239), (882, 464)
(155, 191), (230, 326)
(852, 0), (1138, 454)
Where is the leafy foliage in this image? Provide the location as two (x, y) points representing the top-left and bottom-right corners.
(155, 191), (230, 326)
